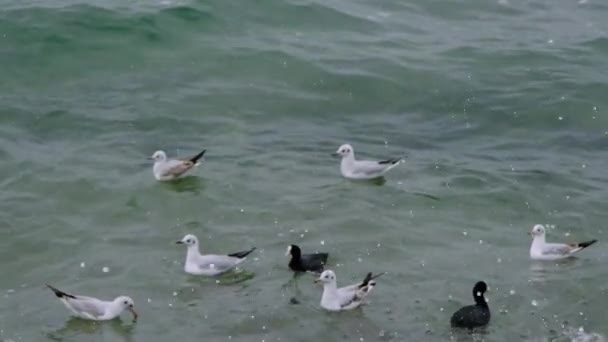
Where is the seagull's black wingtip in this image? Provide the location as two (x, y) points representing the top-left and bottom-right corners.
(579, 239), (598, 249)
(189, 149), (206, 163)
(46, 284), (76, 299)
(228, 247), (257, 259)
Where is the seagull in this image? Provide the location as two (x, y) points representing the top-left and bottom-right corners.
(176, 234), (256, 276)
(150, 149), (206, 181)
(314, 270), (383, 311)
(450, 281), (490, 329)
(46, 284), (138, 321)
(529, 224), (597, 260)
(285, 244), (328, 273)
(332, 144), (404, 180)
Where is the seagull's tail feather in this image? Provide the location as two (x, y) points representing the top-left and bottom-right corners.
(577, 239), (597, 249)
(189, 149), (206, 164)
(46, 284), (76, 299)
(228, 247), (257, 259)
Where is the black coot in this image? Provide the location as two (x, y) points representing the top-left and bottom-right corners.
(286, 244), (328, 273)
(450, 281), (490, 329)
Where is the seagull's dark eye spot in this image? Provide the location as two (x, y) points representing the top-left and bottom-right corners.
(124, 300), (128, 305)
(187, 239), (192, 243)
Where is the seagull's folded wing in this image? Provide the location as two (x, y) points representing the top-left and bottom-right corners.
(197, 255), (239, 271)
(541, 243), (573, 256)
(353, 160), (391, 175)
(67, 297), (106, 319)
(161, 160), (194, 177)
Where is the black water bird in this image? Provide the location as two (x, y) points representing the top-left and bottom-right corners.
(450, 281), (490, 329)
(286, 244), (329, 273)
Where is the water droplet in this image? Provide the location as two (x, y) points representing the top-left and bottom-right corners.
(479, 240), (483, 244)
(172, 292), (178, 297)
(558, 116), (563, 120)
(80, 262), (86, 268)
(531, 300), (538, 306)
(300, 234), (304, 238)
(102, 267), (110, 273)
(440, 307), (444, 312)
(240, 209), (244, 213)
(497, 258), (502, 263)
(168, 303), (173, 307)
(582, 164), (587, 168)
(462, 231), (468, 236)
(548, 39), (554, 44)
(510, 289), (516, 295)
(147, 298), (151, 303)
(357, 257), (363, 263)
(250, 315), (255, 319)
(320, 240), (325, 245)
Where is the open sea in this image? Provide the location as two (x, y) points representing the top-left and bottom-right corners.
(1, 0), (608, 341)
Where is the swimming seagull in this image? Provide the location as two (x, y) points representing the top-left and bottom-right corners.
(332, 144), (404, 180)
(150, 149), (206, 181)
(46, 284), (138, 321)
(314, 270), (384, 311)
(285, 244), (329, 273)
(529, 224), (597, 260)
(450, 281), (490, 329)
(176, 234), (256, 276)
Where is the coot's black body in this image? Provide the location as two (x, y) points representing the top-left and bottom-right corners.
(450, 281), (490, 329)
(287, 244), (328, 273)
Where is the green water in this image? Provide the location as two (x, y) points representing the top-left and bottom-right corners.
(1, 0), (608, 341)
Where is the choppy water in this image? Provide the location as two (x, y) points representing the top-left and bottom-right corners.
(1, 0), (608, 341)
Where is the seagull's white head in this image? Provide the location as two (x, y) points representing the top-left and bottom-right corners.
(530, 224), (546, 237)
(334, 144), (354, 158)
(176, 234), (199, 247)
(315, 270), (337, 285)
(150, 150), (167, 162)
(114, 296), (138, 321)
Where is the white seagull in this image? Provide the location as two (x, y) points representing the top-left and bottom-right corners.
(332, 144), (404, 180)
(150, 149), (206, 181)
(314, 270), (383, 311)
(176, 234), (256, 276)
(529, 224), (597, 260)
(46, 284), (138, 321)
